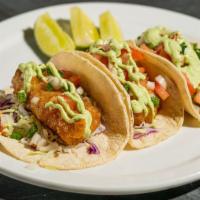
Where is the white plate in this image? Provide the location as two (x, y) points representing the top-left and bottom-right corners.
(1, 2), (200, 195)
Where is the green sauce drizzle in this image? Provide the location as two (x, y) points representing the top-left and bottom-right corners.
(18, 61), (92, 138)
(19, 62), (47, 93)
(139, 26), (200, 89)
(89, 39), (155, 117)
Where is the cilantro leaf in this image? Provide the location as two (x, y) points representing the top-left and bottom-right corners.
(151, 95), (160, 107)
(180, 42), (187, 54)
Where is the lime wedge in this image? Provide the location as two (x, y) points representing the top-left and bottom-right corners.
(70, 7), (99, 48)
(34, 13), (75, 57)
(99, 11), (123, 41)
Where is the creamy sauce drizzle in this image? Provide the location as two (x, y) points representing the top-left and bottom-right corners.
(89, 39), (155, 117)
(18, 61), (92, 137)
(139, 26), (200, 89)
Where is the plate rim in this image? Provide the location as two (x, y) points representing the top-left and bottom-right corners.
(0, 2), (200, 195)
(1, 1), (200, 26)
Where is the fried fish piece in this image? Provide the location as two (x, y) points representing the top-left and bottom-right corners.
(12, 70), (101, 145)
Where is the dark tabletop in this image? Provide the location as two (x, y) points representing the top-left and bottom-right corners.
(0, 0), (200, 199)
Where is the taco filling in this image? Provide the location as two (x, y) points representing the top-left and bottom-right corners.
(136, 26), (200, 108)
(0, 51), (130, 169)
(88, 39), (170, 139)
(0, 61), (104, 153)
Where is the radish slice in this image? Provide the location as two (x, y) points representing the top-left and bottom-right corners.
(155, 75), (167, 89)
(147, 81), (155, 90)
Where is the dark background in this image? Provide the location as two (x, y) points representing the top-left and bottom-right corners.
(0, 0), (200, 199)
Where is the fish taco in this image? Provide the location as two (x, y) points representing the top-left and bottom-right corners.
(0, 52), (130, 170)
(77, 39), (184, 149)
(136, 26), (200, 121)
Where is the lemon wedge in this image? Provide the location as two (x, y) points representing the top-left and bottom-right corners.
(99, 11), (123, 41)
(34, 13), (75, 57)
(70, 7), (99, 48)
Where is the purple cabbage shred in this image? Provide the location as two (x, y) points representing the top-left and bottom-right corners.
(0, 93), (15, 110)
(133, 128), (157, 139)
(87, 143), (100, 155)
(13, 112), (19, 123)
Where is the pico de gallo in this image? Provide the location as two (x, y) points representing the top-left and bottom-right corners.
(89, 39), (169, 126)
(137, 26), (200, 106)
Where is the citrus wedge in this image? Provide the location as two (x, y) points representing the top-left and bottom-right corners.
(34, 13), (75, 57)
(70, 7), (99, 48)
(99, 11), (123, 41)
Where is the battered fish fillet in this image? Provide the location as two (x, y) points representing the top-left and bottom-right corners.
(12, 70), (101, 145)
(134, 111), (154, 126)
(130, 95), (157, 126)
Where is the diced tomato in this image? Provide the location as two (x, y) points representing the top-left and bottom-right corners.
(155, 82), (169, 101)
(68, 75), (81, 87)
(59, 70), (80, 87)
(131, 48), (144, 61)
(121, 49), (129, 64)
(60, 70), (73, 79)
(140, 43), (154, 52)
(92, 54), (109, 66)
(100, 56), (109, 66)
(62, 95), (77, 110)
(193, 91), (200, 105)
(140, 79), (147, 87)
(155, 43), (171, 61)
(121, 49), (128, 55)
(183, 73), (196, 96)
(138, 67), (146, 73)
(124, 70), (129, 81)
